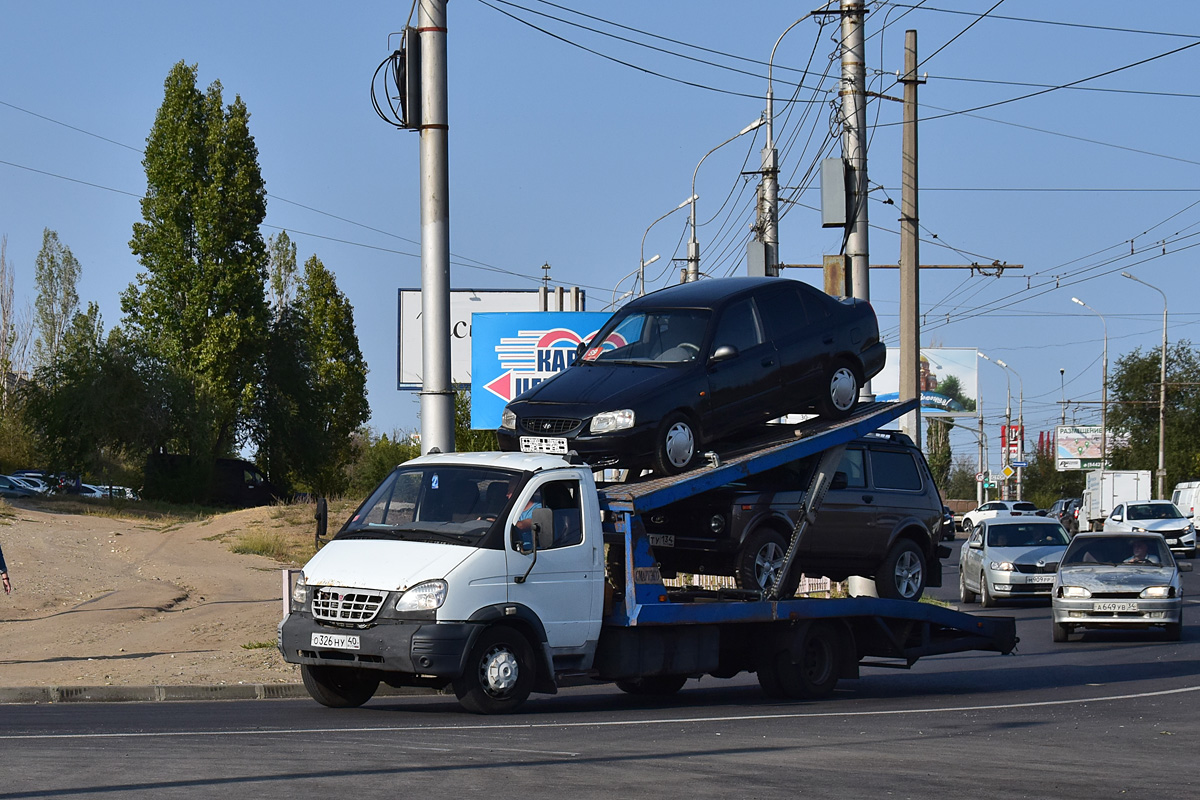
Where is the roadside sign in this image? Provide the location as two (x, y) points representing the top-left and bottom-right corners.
(1011, 460), (1028, 468)
(1001, 465), (1015, 480)
(975, 472), (985, 482)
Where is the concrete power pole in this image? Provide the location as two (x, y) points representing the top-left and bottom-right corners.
(899, 29), (923, 444)
(418, 0), (455, 454)
(841, 1), (870, 307)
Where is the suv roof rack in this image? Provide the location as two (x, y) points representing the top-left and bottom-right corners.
(858, 429), (915, 447)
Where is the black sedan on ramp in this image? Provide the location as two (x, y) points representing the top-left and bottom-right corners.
(497, 277), (886, 474)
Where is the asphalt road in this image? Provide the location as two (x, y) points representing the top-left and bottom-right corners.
(2, 541), (1197, 800)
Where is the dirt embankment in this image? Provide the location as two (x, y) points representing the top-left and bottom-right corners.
(0, 503), (303, 687)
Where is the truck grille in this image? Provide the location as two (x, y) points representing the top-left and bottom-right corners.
(521, 417), (581, 435)
(311, 587), (385, 623)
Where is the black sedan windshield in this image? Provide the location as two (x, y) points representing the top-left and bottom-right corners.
(582, 308), (711, 364)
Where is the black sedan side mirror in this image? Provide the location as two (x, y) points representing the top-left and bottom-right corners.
(710, 344), (739, 363)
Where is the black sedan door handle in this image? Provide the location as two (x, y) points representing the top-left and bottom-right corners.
(761, 357), (775, 367)
(862, 495), (874, 504)
(822, 335), (835, 345)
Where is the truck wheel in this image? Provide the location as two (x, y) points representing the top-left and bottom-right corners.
(300, 664), (380, 708)
(1052, 622), (1071, 643)
(958, 567), (977, 604)
(453, 626), (535, 714)
(615, 675), (688, 696)
(816, 360), (860, 419)
(980, 572), (996, 608)
(774, 623), (841, 699)
(736, 528), (800, 597)
(653, 412), (699, 475)
(756, 658), (787, 699)
(875, 539), (926, 601)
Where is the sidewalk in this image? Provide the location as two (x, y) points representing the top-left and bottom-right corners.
(0, 684), (442, 704)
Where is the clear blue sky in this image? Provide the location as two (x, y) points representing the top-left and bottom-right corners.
(2, 1), (1198, 479)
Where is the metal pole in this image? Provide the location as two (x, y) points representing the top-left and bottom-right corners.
(841, 0), (870, 303)
(640, 195), (695, 296)
(418, 0), (454, 454)
(978, 397), (985, 505)
(763, 16), (811, 277)
(899, 29), (922, 445)
(998, 359), (1023, 501)
(1072, 297), (1107, 471)
(1122, 273), (1168, 497)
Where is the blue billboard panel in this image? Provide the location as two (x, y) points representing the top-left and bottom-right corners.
(470, 312), (612, 430)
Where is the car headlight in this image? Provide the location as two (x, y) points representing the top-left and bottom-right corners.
(1060, 585), (1091, 599)
(291, 573), (308, 606)
(1140, 586), (1172, 599)
(1187, 524), (1195, 535)
(990, 561), (1016, 572)
(1130, 526), (1147, 533)
(709, 514), (726, 534)
(501, 408), (517, 430)
(395, 579), (448, 612)
(590, 409), (635, 434)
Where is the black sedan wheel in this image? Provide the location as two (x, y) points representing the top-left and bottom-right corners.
(816, 360), (860, 419)
(653, 412), (700, 475)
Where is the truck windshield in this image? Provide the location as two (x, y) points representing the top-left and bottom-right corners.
(336, 464), (521, 544)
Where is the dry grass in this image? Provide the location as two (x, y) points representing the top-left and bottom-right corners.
(19, 493), (213, 527)
(228, 497), (360, 566)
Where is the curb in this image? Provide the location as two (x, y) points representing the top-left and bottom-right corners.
(0, 684), (444, 704)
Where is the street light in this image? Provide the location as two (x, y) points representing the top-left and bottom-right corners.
(1071, 297), (1108, 469)
(687, 117), (766, 282)
(979, 352), (1012, 498)
(640, 195), (696, 296)
(1121, 272), (1169, 498)
(996, 358), (1024, 500)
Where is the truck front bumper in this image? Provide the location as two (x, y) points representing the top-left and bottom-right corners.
(279, 613), (478, 678)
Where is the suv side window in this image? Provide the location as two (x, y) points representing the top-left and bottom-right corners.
(870, 449), (923, 491)
(837, 448), (867, 489)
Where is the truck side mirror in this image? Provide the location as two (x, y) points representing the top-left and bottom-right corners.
(314, 497), (328, 551)
(531, 507), (555, 550)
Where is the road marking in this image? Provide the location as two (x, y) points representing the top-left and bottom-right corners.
(4, 683), (1199, 741)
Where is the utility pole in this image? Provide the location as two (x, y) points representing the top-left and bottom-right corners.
(840, 1), (870, 306)
(898, 29), (924, 445)
(418, 0), (454, 455)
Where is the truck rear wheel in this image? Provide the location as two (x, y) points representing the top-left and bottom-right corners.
(759, 623), (841, 700)
(453, 626), (535, 714)
(300, 664), (380, 708)
(615, 675), (688, 696)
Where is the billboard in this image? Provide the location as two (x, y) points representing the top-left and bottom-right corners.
(397, 289), (583, 388)
(470, 312), (612, 429)
(873, 347), (979, 416)
(1055, 425), (1105, 471)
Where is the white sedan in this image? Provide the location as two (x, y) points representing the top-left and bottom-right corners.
(960, 500), (1039, 534)
(1103, 500), (1196, 558)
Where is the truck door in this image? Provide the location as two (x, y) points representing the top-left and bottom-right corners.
(506, 476), (603, 648)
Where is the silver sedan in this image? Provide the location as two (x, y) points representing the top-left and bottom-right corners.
(960, 518), (1071, 607)
(1052, 531), (1190, 642)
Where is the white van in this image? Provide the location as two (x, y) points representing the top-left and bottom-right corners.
(1170, 481), (1200, 522)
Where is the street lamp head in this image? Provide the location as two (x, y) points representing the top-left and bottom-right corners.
(641, 254), (660, 268)
(978, 351), (991, 362)
(1070, 297), (1085, 307)
(1120, 271), (1133, 279)
(739, 117), (767, 136)
(996, 359), (1009, 369)
(678, 194), (699, 209)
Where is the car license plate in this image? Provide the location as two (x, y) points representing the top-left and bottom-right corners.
(1027, 575), (1054, 584)
(648, 534), (675, 548)
(311, 632), (360, 650)
(519, 436), (568, 454)
(1166, 538), (1180, 546)
(1093, 602), (1138, 613)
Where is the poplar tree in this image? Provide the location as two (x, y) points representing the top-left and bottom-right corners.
(123, 61), (268, 457)
(32, 228), (81, 370)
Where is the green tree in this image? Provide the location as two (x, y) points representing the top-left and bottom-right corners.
(290, 255), (370, 495)
(925, 417), (952, 490)
(123, 61), (268, 459)
(1106, 340), (1200, 488)
(944, 455), (980, 502)
(456, 390), (498, 452)
(32, 228), (81, 370)
(267, 230), (298, 310)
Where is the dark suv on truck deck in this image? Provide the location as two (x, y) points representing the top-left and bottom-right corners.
(642, 430), (947, 600)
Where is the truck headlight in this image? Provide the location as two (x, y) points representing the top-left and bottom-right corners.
(590, 409), (635, 434)
(1060, 585), (1091, 599)
(501, 408), (517, 430)
(1140, 586), (1172, 599)
(395, 580), (448, 612)
(291, 573), (308, 606)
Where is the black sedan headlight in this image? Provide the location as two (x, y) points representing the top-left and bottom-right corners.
(589, 409), (635, 434)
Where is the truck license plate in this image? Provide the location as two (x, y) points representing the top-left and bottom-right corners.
(519, 436), (568, 454)
(1093, 602), (1137, 613)
(1027, 575), (1054, 584)
(311, 632), (360, 650)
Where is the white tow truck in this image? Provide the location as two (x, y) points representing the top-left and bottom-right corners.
(278, 401), (1016, 714)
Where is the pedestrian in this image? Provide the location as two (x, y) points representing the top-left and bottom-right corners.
(0, 538), (10, 595)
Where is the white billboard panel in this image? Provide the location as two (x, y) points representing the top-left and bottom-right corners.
(874, 347), (979, 416)
(397, 289), (560, 388)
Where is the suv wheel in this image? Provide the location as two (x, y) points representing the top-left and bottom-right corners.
(737, 528), (800, 597)
(875, 539), (927, 601)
